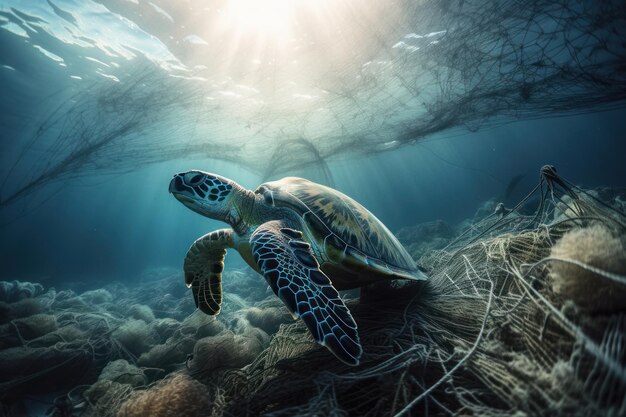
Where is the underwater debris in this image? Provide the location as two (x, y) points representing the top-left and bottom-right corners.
(1, 166), (624, 417)
(0, 343), (95, 396)
(139, 316), (211, 372)
(260, 138), (336, 186)
(0, 296), (46, 324)
(2, 1), (626, 212)
(550, 224), (626, 313)
(52, 290), (92, 311)
(116, 373), (212, 417)
(27, 324), (86, 349)
(149, 317), (180, 341)
(245, 306), (293, 334)
(137, 341), (191, 373)
(98, 359), (145, 388)
(222, 269), (272, 302)
(126, 304), (156, 323)
(181, 310), (225, 339)
(80, 289), (114, 305)
(83, 380), (134, 417)
(188, 331), (266, 379)
(0, 280), (44, 302)
(0, 313), (57, 348)
(396, 219), (454, 260)
(0, 272), (266, 413)
(112, 319), (154, 358)
(212, 165), (626, 416)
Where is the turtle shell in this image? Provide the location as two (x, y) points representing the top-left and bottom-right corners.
(256, 177), (419, 275)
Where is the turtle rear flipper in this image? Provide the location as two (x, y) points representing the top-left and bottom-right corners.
(184, 229), (233, 315)
(251, 221), (362, 366)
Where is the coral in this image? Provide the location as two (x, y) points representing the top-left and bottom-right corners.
(116, 374), (212, 417)
(550, 224), (626, 313)
(98, 359), (145, 387)
(127, 304), (156, 323)
(112, 319), (154, 357)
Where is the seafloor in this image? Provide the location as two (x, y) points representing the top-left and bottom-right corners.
(1, 170), (625, 417)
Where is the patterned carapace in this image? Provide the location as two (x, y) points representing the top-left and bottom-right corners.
(257, 177), (416, 271)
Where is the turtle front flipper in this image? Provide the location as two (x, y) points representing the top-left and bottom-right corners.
(184, 229), (234, 315)
(250, 221), (362, 366)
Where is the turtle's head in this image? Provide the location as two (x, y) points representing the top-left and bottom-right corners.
(169, 170), (242, 223)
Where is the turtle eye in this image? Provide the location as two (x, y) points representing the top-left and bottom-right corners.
(263, 190), (274, 206)
(184, 172), (204, 186)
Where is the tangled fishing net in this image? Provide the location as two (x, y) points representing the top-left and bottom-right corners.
(2, 0), (626, 209)
(0, 165), (624, 415)
(205, 165), (622, 417)
(0, 265), (272, 415)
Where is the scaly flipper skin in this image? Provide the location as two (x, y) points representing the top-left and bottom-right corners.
(250, 220), (363, 365)
(184, 229), (233, 315)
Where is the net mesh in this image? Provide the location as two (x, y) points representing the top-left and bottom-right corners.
(207, 165), (626, 416)
(2, 0), (626, 209)
(7, 166), (622, 416)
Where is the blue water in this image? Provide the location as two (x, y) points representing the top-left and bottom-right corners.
(0, 0), (625, 281)
(0, 1), (625, 414)
(2, 111), (625, 283)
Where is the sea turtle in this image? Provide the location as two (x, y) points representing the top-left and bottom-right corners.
(169, 171), (427, 365)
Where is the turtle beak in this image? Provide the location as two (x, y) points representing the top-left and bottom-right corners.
(169, 174), (184, 194)
(170, 175), (198, 206)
